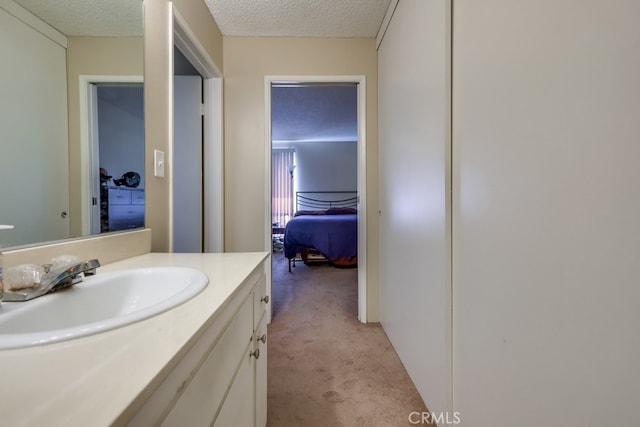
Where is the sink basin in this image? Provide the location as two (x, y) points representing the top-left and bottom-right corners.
(0, 267), (208, 349)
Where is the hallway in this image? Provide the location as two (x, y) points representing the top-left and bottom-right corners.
(267, 255), (430, 426)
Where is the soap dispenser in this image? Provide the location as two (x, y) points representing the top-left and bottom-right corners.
(0, 225), (15, 302)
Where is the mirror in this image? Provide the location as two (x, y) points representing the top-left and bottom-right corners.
(0, 0), (144, 249)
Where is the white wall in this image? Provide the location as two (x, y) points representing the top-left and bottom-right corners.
(143, 0), (223, 252)
(378, 0), (451, 415)
(453, 0), (640, 425)
(66, 36), (143, 237)
(291, 141), (357, 193)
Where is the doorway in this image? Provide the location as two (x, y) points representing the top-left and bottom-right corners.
(265, 76), (368, 323)
(80, 75), (144, 237)
(171, 7), (224, 253)
(173, 47), (203, 252)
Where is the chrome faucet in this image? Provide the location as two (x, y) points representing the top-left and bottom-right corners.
(3, 259), (100, 302)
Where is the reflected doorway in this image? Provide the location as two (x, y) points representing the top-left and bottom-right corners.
(80, 76), (144, 236)
(93, 84), (145, 234)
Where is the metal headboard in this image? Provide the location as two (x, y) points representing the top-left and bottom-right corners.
(295, 191), (358, 211)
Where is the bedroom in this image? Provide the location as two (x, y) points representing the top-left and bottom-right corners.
(270, 83), (359, 314)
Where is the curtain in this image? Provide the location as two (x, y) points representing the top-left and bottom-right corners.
(272, 149), (295, 227)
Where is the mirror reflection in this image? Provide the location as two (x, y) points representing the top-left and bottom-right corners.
(0, 0), (144, 249)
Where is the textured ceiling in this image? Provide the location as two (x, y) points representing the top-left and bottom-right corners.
(10, 0), (391, 38)
(12, 0), (143, 36)
(205, 0), (392, 37)
(272, 85), (358, 143)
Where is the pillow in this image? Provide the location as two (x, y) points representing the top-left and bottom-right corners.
(294, 210), (326, 216)
(325, 207), (357, 215)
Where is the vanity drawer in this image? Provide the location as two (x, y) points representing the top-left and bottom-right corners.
(162, 295), (253, 426)
(252, 273), (268, 326)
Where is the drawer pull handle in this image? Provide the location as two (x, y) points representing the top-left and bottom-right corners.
(258, 333), (267, 344)
(260, 295), (269, 304)
(250, 348), (260, 359)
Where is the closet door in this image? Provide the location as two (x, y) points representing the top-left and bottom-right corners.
(453, 1), (640, 425)
(0, 8), (69, 247)
(377, 0), (451, 415)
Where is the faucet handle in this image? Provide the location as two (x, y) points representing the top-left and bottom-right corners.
(3, 259), (101, 301)
(48, 259), (101, 293)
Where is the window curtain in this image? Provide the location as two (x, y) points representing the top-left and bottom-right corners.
(272, 149), (295, 227)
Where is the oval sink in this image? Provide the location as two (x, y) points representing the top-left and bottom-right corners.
(0, 267), (208, 349)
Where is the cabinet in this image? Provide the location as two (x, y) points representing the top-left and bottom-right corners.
(213, 264), (269, 427)
(128, 262), (268, 426)
(252, 274), (269, 427)
(254, 314), (268, 427)
(107, 188), (144, 231)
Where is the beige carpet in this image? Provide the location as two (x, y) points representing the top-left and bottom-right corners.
(267, 254), (431, 427)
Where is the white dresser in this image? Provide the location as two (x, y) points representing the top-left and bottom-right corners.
(108, 187), (144, 231)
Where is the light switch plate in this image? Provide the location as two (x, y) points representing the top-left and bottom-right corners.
(154, 150), (165, 177)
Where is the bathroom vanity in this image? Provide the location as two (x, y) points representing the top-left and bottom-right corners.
(0, 251), (269, 426)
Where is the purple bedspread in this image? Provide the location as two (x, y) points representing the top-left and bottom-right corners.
(283, 214), (357, 260)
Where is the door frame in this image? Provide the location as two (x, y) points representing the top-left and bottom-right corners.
(79, 75), (143, 236)
(264, 75), (368, 323)
(171, 6), (224, 252)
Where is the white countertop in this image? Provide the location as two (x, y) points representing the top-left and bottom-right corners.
(0, 251), (269, 427)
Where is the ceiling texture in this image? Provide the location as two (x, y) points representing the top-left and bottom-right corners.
(14, 0), (392, 144)
(205, 0), (391, 38)
(12, 0), (143, 36)
(206, 0), (392, 143)
(12, 0), (391, 38)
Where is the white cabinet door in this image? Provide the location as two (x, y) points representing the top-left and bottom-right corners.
(254, 315), (268, 427)
(162, 296), (253, 426)
(214, 346), (254, 427)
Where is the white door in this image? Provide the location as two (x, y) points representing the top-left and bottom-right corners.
(0, 8), (69, 247)
(173, 76), (203, 252)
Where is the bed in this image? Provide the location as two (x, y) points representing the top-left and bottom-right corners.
(283, 191), (358, 272)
